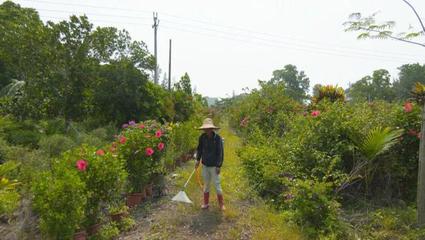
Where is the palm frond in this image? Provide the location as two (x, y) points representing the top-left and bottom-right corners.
(357, 127), (403, 160)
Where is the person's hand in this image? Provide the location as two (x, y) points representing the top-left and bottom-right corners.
(195, 160), (200, 169)
(216, 167), (221, 175)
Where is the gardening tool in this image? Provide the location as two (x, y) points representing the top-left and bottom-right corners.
(172, 168), (196, 204)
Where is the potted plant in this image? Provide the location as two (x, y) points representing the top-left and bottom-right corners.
(109, 205), (129, 222)
(117, 120), (168, 205)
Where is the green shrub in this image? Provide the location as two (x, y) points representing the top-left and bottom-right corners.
(0, 117), (42, 148)
(94, 222), (120, 240)
(38, 134), (76, 157)
(0, 161), (20, 217)
(285, 179), (347, 238)
(32, 170), (87, 239)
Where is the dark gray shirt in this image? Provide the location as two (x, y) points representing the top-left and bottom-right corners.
(196, 132), (224, 167)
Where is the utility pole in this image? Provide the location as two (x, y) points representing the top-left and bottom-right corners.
(152, 12), (159, 84)
(168, 39), (172, 91)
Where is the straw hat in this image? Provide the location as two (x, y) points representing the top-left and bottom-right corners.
(198, 118), (220, 130)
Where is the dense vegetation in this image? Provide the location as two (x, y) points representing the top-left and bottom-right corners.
(220, 65), (425, 239)
(0, 1), (208, 239)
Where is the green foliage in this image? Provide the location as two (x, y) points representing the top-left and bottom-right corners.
(0, 161), (20, 217)
(313, 85), (345, 104)
(227, 80), (301, 137)
(347, 69), (396, 102)
(344, 10), (425, 47)
(285, 179), (346, 238)
(38, 134), (76, 157)
(351, 207), (425, 239)
(351, 127), (403, 160)
(270, 64), (310, 102)
(395, 63), (425, 100)
(163, 116), (200, 168)
(32, 170), (87, 239)
(59, 145), (127, 226)
(95, 222), (120, 240)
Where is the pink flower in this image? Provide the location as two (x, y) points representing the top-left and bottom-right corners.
(129, 120), (136, 126)
(96, 149), (105, 156)
(110, 146), (116, 153)
(404, 102), (413, 113)
(122, 123), (129, 129)
(155, 130), (162, 138)
(145, 147), (154, 156)
(158, 142), (165, 151)
(76, 159), (88, 171)
(311, 110), (320, 117)
(138, 124), (145, 129)
(119, 136), (127, 144)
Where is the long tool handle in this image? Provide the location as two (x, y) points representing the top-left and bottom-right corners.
(183, 168), (196, 189)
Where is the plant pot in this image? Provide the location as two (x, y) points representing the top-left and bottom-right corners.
(74, 230), (87, 240)
(126, 193), (142, 208)
(87, 223), (101, 236)
(140, 190), (147, 202)
(145, 183), (153, 198)
(111, 211), (128, 222)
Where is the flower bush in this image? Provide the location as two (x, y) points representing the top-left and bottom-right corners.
(32, 144), (127, 236)
(116, 120), (169, 193)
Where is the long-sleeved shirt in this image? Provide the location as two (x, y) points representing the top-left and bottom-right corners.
(196, 132), (224, 167)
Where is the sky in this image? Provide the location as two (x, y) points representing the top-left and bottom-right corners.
(8, 0), (425, 98)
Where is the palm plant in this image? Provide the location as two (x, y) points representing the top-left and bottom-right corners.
(337, 127), (403, 194)
(0, 79), (25, 97)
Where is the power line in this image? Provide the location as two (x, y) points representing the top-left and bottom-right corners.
(160, 19), (420, 62)
(38, 13), (420, 63)
(17, 2), (424, 63)
(37, 9), (420, 62)
(160, 25), (420, 64)
(17, 0), (424, 59)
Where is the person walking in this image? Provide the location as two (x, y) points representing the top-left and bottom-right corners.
(195, 118), (225, 210)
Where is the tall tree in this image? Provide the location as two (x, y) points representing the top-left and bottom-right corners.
(394, 63), (425, 100)
(344, 0), (425, 225)
(270, 64), (310, 102)
(348, 69), (395, 102)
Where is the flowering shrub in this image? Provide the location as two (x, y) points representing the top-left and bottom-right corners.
(116, 120), (169, 193)
(32, 144), (127, 236)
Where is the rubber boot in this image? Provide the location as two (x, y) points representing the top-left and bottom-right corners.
(217, 194), (225, 211)
(201, 192), (209, 209)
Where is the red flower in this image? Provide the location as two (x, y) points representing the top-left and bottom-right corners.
(145, 147), (154, 156)
(96, 149), (105, 156)
(119, 136), (127, 144)
(311, 110), (320, 117)
(155, 130), (162, 138)
(139, 124), (145, 129)
(158, 142), (165, 151)
(404, 102), (413, 113)
(76, 159), (88, 171)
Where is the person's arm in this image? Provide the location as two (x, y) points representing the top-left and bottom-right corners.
(195, 135), (203, 168)
(216, 135), (224, 169)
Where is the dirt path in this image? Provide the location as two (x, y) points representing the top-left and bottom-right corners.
(119, 127), (302, 240)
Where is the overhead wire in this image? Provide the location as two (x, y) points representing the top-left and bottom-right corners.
(19, 0), (424, 59)
(14, 0), (425, 63)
